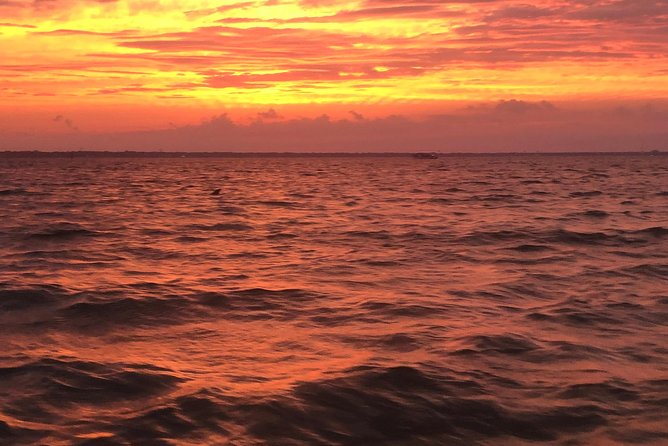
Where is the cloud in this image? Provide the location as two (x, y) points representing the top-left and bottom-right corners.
(494, 100), (558, 114)
(4, 101), (665, 152)
(53, 114), (79, 131)
(485, 4), (559, 21)
(0, 0), (119, 18)
(0, 21), (35, 28)
(33, 28), (137, 36)
(569, 0), (668, 22)
(349, 110), (365, 121)
(256, 108), (282, 120)
(2, 0), (668, 133)
(185, 1), (255, 19)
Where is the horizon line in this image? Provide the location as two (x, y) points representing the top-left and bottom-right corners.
(0, 150), (665, 158)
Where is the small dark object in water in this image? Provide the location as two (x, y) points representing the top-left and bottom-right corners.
(412, 153), (438, 159)
(211, 188), (221, 196)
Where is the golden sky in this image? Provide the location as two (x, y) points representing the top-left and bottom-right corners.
(1, 0), (667, 150)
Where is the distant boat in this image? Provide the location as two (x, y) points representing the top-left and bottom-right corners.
(412, 152), (439, 159)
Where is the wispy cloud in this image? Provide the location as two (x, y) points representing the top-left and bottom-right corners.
(53, 114), (79, 131)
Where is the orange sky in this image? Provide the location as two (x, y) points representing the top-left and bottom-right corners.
(1, 0), (667, 150)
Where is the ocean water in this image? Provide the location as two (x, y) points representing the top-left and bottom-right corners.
(0, 154), (667, 445)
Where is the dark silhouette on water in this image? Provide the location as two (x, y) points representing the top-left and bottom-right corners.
(211, 188), (221, 196)
(412, 152), (439, 159)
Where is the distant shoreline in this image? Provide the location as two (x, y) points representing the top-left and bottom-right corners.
(0, 150), (665, 158)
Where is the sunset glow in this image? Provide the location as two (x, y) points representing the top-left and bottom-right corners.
(2, 3), (668, 444)
(1, 0), (667, 150)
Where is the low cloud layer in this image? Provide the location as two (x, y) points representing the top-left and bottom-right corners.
(3, 101), (667, 152)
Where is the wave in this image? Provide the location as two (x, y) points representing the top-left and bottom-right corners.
(0, 285), (66, 312)
(569, 190), (603, 197)
(631, 226), (668, 238)
(57, 296), (196, 331)
(621, 263), (668, 279)
(26, 223), (101, 240)
(453, 334), (539, 356)
(527, 309), (623, 328)
(235, 365), (608, 444)
(469, 193), (518, 202)
(507, 244), (551, 252)
(256, 200), (299, 208)
(0, 358), (181, 412)
(337, 333), (421, 352)
(356, 300), (441, 318)
(88, 390), (230, 445)
(0, 188), (30, 196)
(48, 288), (329, 332)
(580, 210), (610, 218)
(343, 230), (392, 240)
(558, 381), (639, 402)
(186, 222), (253, 231)
(460, 227), (643, 246)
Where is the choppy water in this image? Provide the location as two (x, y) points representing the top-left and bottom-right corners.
(0, 154), (667, 445)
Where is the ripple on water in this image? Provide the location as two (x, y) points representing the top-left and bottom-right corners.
(0, 155), (666, 445)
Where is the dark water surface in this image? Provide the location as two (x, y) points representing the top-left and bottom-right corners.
(0, 155), (667, 445)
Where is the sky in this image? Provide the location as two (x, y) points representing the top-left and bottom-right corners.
(1, 0), (667, 151)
